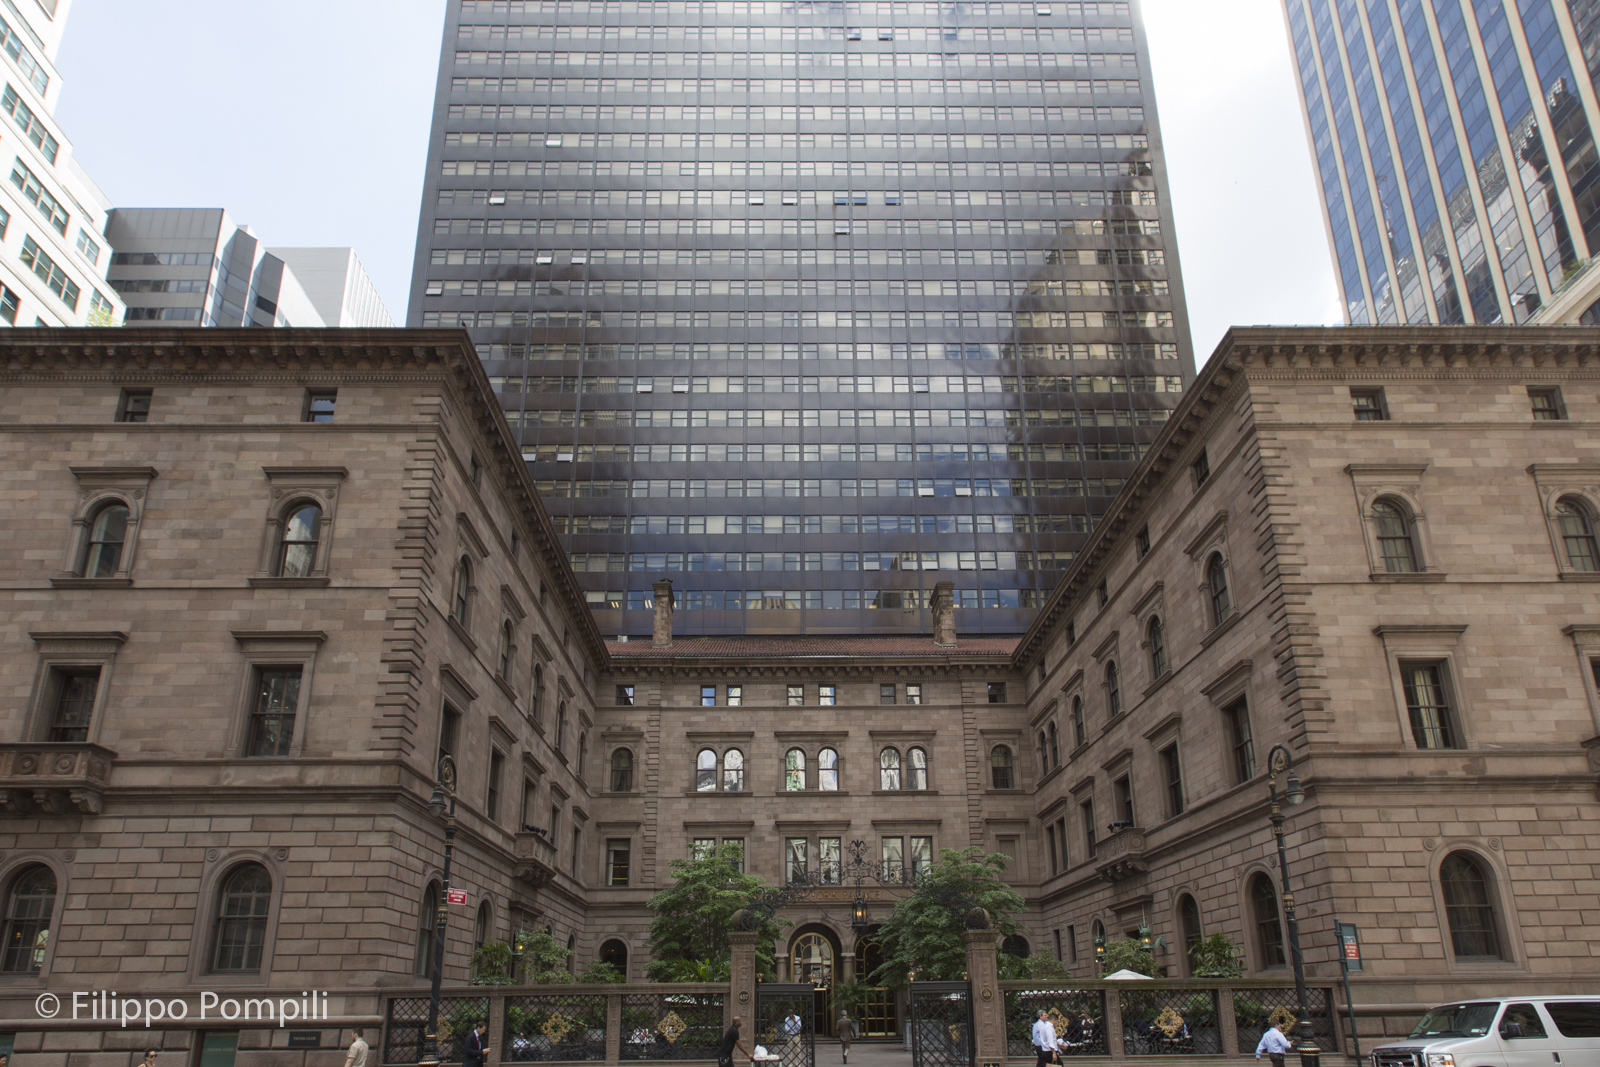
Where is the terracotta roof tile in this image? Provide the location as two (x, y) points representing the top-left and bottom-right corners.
(605, 635), (1018, 660)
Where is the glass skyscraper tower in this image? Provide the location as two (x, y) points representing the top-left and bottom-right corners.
(1285, 0), (1600, 325)
(410, 0), (1193, 637)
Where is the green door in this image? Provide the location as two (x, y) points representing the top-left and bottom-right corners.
(199, 1033), (238, 1067)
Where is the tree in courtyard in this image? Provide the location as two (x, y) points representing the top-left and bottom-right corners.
(866, 846), (1026, 989)
(1098, 936), (1156, 977)
(645, 842), (787, 980)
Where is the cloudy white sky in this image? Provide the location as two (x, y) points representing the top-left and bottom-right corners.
(56, 0), (1340, 362)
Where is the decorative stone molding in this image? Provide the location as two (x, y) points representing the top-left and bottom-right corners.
(1528, 465), (1600, 580)
(0, 743), (116, 815)
(1346, 464), (1440, 579)
(55, 466), (158, 585)
(253, 466), (346, 584)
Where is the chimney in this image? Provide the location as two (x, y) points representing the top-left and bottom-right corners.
(652, 578), (676, 648)
(931, 581), (957, 647)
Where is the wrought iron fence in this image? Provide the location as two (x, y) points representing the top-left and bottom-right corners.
(383, 995), (491, 1065)
(503, 993), (610, 1062)
(1119, 988), (1222, 1056)
(1234, 987), (1338, 1054)
(754, 984), (815, 1067)
(620, 991), (727, 1061)
(1004, 989), (1108, 1058)
(908, 981), (973, 1067)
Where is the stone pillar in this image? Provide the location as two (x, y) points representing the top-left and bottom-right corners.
(963, 928), (1006, 1067)
(653, 579), (675, 647)
(487, 991), (505, 1067)
(730, 927), (760, 1030)
(1218, 986), (1239, 1058)
(931, 581), (957, 647)
(1106, 988), (1125, 1060)
(841, 951), (856, 983)
(605, 993), (623, 1066)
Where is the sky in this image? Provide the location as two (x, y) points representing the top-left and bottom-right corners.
(55, 0), (1341, 362)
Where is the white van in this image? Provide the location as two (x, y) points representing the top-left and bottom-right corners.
(1370, 997), (1600, 1067)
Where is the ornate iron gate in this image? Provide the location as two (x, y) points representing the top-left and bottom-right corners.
(909, 981), (974, 1067)
(755, 983), (815, 1067)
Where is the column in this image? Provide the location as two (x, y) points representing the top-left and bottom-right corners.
(963, 928), (1007, 1067)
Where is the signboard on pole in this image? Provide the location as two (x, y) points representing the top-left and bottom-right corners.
(447, 888), (468, 906)
(1336, 921), (1362, 972)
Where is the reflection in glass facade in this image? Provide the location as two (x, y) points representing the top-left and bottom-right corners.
(1287, 0), (1600, 326)
(409, 0), (1194, 636)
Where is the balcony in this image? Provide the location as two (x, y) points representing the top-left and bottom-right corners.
(1093, 826), (1148, 882)
(514, 829), (558, 888)
(0, 743), (116, 815)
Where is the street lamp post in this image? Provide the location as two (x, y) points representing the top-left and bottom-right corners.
(1266, 744), (1317, 1067)
(419, 754), (459, 1067)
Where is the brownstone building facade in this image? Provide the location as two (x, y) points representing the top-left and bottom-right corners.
(0, 327), (1597, 1065)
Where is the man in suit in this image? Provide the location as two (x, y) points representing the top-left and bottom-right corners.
(463, 1021), (490, 1067)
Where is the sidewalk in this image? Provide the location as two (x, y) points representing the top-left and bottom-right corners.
(804, 1042), (1360, 1067)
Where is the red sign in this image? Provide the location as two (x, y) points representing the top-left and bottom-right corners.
(447, 889), (468, 906)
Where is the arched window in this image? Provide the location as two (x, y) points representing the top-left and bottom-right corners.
(610, 748), (634, 792)
(695, 748), (717, 792)
(784, 748), (807, 791)
(566, 934), (577, 974)
(908, 747), (929, 790)
(0, 865), (56, 974)
(1037, 731), (1048, 771)
(1556, 497), (1600, 572)
(276, 503), (322, 578)
(451, 556), (472, 625)
(1105, 662), (1121, 719)
(990, 745), (1014, 789)
(1072, 696), (1085, 746)
(475, 901), (492, 951)
(879, 747), (902, 790)
(722, 748), (745, 792)
(1207, 553), (1231, 626)
(818, 748), (839, 791)
(1148, 616), (1168, 678)
(211, 863), (272, 973)
(80, 502), (130, 578)
(577, 733), (587, 777)
(1440, 851), (1504, 959)
(1249, 873), (1285, 969)
(497, 620), (514, 679)
(530, 664), (544, 722)
(1178, 894), (1203, 976)
(1047, 722), (1060, 768)
(555, 702), (567, 751)
(1001, 934), (1030, 958)
(1373, 499), (1419, 573)
(599, 938), (628, 977)
(414, 882), (439, 977)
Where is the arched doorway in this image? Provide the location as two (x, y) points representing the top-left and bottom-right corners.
(852, 926), (896, 1038)
(789, 926), (841, 1037)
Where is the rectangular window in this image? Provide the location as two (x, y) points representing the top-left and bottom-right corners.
(988, 682), (1006, 703)
(701, 685), (716, 706)
(1401, 662), (1459, 749)
(522, 779), (537, 828)
(246, 667), (301, 757)
(1097, 580), (1109, 607)
(303, 389), (336, 422)
(1080, 799), (1096, 858)
(906, 683), (923, 704)
(879, 683), (896, 705)
(1225, 698), (1256, 782)
(439, 706), (461, 767)
(1113, 774), (1134, 826)
(20, 235), (79, 309)
(1055, 819), (1069, 871)
(1530, 386), (1566, 420)
(1047, 827), (1059, 874)
(727, 685), (743, 706)
(1135, 525), (1151, 558)
(692, 837), (715, 861)
(880, 836), (904, 879)
(606, 838), (631, 886)
(44, 666), (99, 742)
(1054, 929), (1062, 960)
(0, 281), (17, 324)
(10, 157), (68, 234)
(3, 84), (60, 161)
(819, 836), (841, 883)
(785, 837), (808, 883)
(76, 228), (101, 265)
(787, 684), (804, 705)
(1192, 449), (1211, 486)
(616, 684), (635, 706)
(1351, 387), (1388, 421)
(116, 388), (151, 423)
(549, 805), (560, 846)
(487, 749), (505, 822)
(819, 684), (837, 705)
(571, 828), (580, 876)
(1067, 924), (1078, 963)
(1161, 744), (1184, 817)
(723, 837), (745, 873)
(909, 835), (933, 877)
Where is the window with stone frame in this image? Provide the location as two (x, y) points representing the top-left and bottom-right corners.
(210, 863), (273, 973)
(1399, 661), (1461, 750)
(1439, 851), (1506, 959)
(0, 864), (56, 974)
(817, 748), (840, 791)
(59, 466), (157, 584)
(1372, 499), (1420, 573)
(989, 745), (1014, 789)
(254, 467), (344, 584)
(1249, 873), (1286, 969)
(1224, 698), (1256, 782)
(609, 748), (634, 792)
(1555, 496), (1600, 572)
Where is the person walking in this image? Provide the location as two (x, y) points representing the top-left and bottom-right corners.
(463, 1021), (490, 1067)
(717, 1016), (753, 1067)
(1255, 1022), (1294, 1067)
(139, 1052), (160, 1067)
(1032, 1010), (1059, 1067)
(837, 1010), (858, 1065)
(344, 1030), (369, 1067)
(783, 1011), (803, 1047)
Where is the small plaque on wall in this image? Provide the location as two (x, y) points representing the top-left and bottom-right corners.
(287, 1032), (322, 1049)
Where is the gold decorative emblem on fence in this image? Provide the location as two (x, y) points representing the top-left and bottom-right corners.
(1045, 1009), (1072, 1035)
(1267, 1007), (1296, 1032)
(1155, 1007), (1186, 1037)
(542, 1012), (575, 1043)
(948, 1025), (963, 1043)
(658, 1012), (688, 1044)
(437, 1020), (454, 1043)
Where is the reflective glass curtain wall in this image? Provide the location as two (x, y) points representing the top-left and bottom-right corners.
(411, 0), (1194, 637)
(1286, 0), (1600, 324)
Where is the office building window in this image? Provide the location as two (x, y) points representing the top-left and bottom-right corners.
(606, 839), (631, 887)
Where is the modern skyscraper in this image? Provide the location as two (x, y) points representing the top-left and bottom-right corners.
(411, 0), (1194, 637)
(272, 247), (397, 328)
(0, 0), (123, 328)
(1284, 0), (1600, 326)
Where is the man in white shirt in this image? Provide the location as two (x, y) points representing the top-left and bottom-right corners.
(1031, 1011), (1059, 1067)
(344, 1030), (369, 1067)
(1255, 1022), (1294, 1067)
